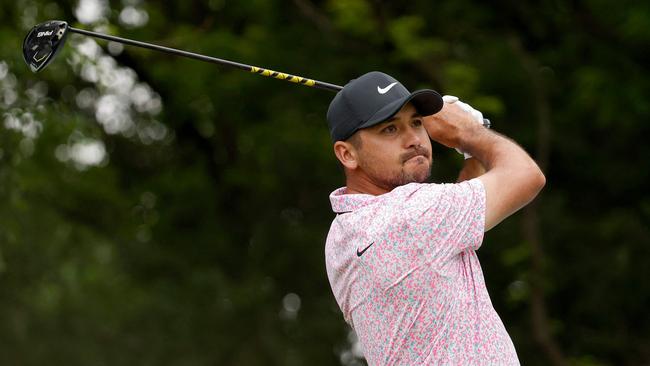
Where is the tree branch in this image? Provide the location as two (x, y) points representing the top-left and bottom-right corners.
(292, 0), (335, 34)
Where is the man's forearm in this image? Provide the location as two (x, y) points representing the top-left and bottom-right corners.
(459, 127), (535, 172)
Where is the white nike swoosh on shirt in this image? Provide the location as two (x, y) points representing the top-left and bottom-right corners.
(377, 82), (398, 94)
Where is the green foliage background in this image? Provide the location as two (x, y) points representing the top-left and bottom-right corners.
(1, 0), (649, 365)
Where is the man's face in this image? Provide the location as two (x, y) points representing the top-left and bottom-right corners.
(349, 103), (433, 190)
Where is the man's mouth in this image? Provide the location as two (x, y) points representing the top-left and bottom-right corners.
(402, 150), (429, 163)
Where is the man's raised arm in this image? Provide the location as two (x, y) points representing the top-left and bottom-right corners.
(425, 104), (545, 231)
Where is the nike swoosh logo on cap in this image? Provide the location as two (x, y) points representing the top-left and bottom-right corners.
(377, 82), (398, 94)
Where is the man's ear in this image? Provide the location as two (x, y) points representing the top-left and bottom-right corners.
(333, 140), (359, 170)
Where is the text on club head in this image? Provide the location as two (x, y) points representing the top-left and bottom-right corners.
(37, 30), (54, 38)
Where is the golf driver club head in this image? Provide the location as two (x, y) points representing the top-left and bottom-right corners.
(23, 20), (69, 73)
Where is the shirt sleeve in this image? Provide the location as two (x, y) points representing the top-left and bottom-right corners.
(396, 178), (486, 261)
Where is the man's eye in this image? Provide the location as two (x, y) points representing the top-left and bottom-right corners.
(382, 125), (396, 133)
(413, 119), (423, 127)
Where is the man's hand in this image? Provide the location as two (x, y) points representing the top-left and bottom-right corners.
(423, 100), (482, 149)
(442, 95), (485, 159)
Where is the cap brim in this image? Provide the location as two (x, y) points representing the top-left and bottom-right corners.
(358, 89), (443, 130)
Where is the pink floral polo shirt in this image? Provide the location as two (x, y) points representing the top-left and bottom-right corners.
(325, 179), (520, 365)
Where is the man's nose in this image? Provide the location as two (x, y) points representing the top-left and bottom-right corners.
(403, 126), (423, 148)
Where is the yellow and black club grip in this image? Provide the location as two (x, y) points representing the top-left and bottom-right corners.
(249, 66), (342, 92)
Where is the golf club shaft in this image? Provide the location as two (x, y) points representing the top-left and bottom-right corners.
(68, 27), (490, 128)
(69, 27), (344, 92)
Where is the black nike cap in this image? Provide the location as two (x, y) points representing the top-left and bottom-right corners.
(326, 71), (443, 142)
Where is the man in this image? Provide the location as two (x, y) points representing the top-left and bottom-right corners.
(324, 71), (545, 365)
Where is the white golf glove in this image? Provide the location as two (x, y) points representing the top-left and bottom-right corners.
(442, 95), (484, 159)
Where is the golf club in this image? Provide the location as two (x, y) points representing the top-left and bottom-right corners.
(22, 20), (490, 128)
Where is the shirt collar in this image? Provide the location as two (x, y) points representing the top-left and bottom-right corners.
(329, 187), (378, 214)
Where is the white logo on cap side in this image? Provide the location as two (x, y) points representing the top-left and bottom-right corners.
(377, 82), (398, 94)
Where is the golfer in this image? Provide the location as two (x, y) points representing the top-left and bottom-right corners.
(325, 71), (545, 365)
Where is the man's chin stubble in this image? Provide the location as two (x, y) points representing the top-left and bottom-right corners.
(390, 162), (432, 187)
